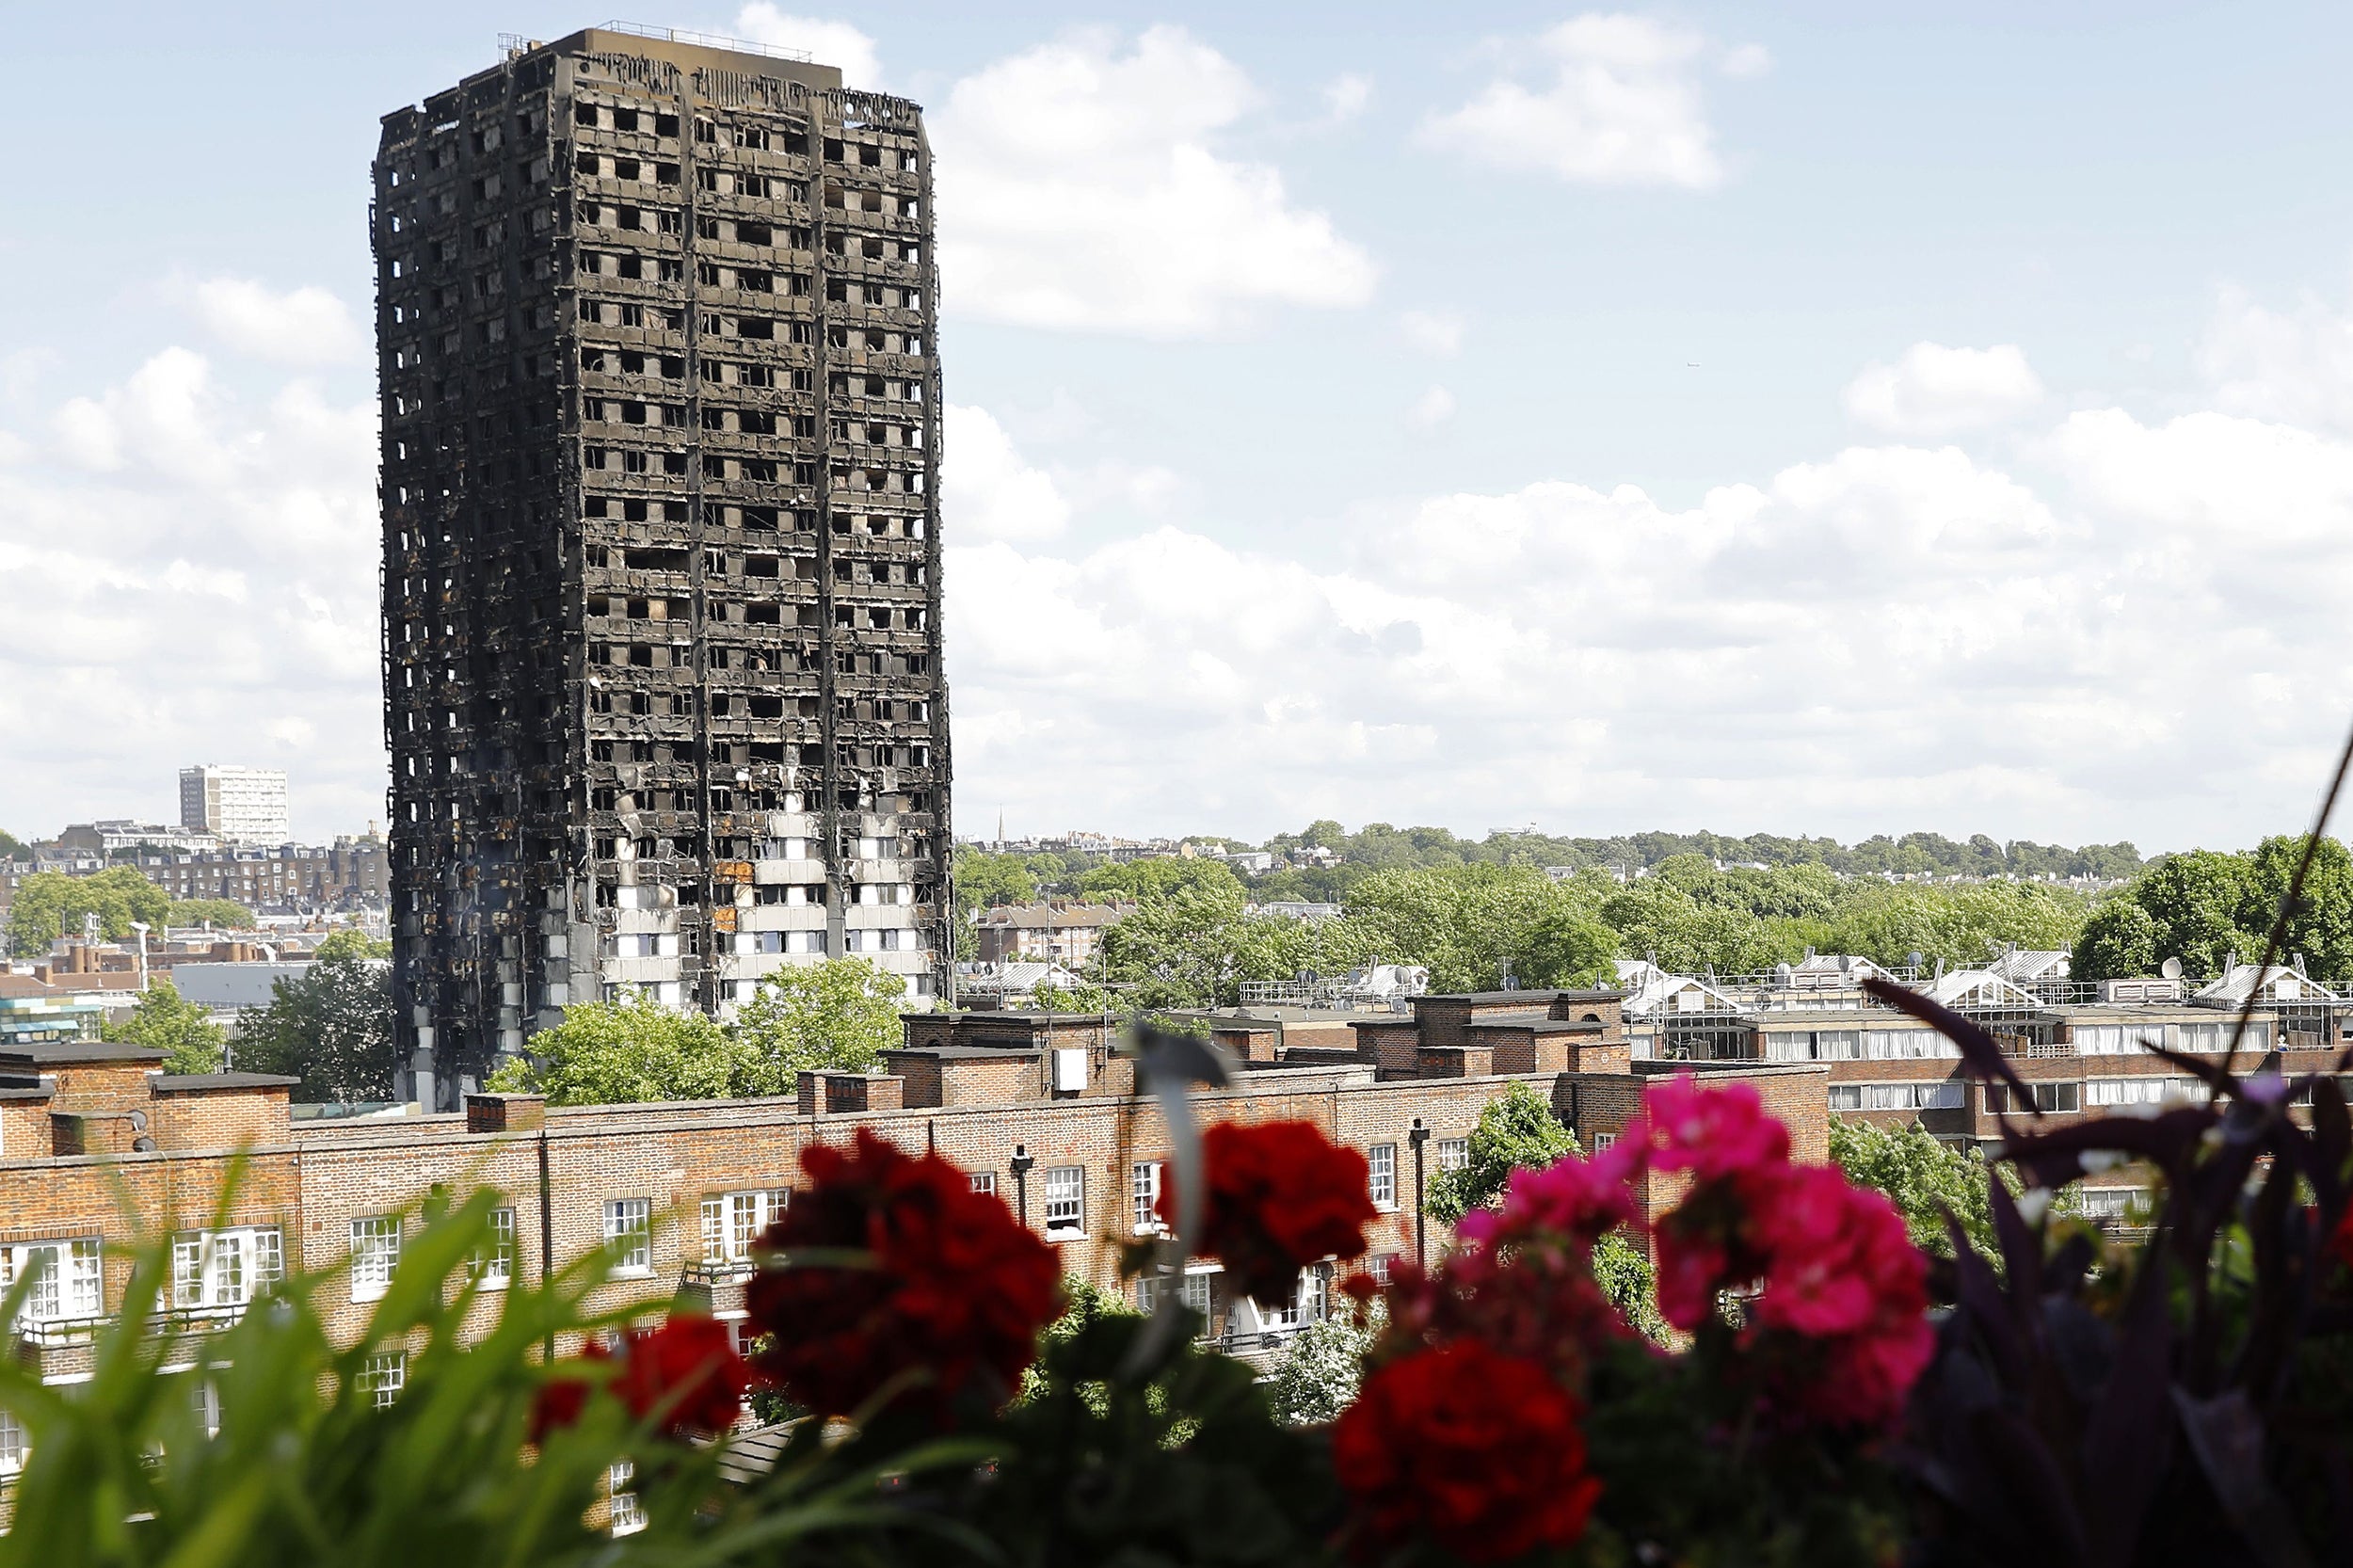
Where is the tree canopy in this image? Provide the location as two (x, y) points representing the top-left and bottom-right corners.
(167, 898), (256, 930)
(490, 990), (740, 1106)
(2073, 836), (2353, 981)
(234, 938), (397, 1102)
(1427, 1081), (1580, 1225)
(6, 868), (169, 956)
(1423, 1081), (1662, 1339)
(493, 958), (916, 1106)
(1827, 1113), (1998, 1257)
(731, 958), (907, 1094)
(102, 979), (227, 1075)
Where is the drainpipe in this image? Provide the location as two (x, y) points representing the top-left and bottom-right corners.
(1408, 1116), (1431, 1269)
(1010, 1143), (1035, 1227)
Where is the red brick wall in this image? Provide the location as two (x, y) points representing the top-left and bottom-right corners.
(150, 1085), (292, 1151)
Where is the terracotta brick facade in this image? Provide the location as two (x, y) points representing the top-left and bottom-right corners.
(0, 994), (1826, 1388)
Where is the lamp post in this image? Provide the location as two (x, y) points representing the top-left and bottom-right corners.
(1010, 1143), (1035, 1228)
(1408, 1117), (1431, 1270)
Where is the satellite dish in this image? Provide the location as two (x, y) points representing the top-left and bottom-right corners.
(2160, 956), (2185, 981)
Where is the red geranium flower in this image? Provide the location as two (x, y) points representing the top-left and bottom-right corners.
(1158, 1119), (1377, 1304)
(531, 1313), (752, 1442)
(1333, 1340), (1602, 1564)
(746, 1128), (1061, 1423)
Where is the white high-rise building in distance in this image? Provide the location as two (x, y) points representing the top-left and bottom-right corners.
(179, 765), (292, 846)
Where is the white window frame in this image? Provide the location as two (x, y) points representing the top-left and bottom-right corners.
(1368, 1144), (1398, 1210)
(171, 1225), (284, 1312)
(1262, 1266), (1329, 1330)
(698, 1189), (789, 1266)
(350, 1217), (400, 1304)
(360, 1352), (406, 1408)
(1134, 1265), (1214, 1332)
(470, 1207), (516, 1288)
(190, 1375), (221, 1437)
(609, 1460), (646, 1535)
(604, 1198), (653, 1276)
(1434, 1137), (1469, 1175)
(968, 1171), (997, 1196)
(0, 1405), (24, 1475)
(1, 1238), (104, 1326)
(1130, 1160), (1163, 1234)
(1042, 1165), (1084, 1238)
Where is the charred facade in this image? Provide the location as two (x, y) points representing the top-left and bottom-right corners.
(375, 27), (949, 1108)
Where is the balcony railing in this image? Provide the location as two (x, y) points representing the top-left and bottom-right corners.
(683, 1257), (756, 1286)
(9, 1301), (255, 1348)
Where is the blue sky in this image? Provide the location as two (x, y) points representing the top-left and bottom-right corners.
(7, 3), (2353, 851)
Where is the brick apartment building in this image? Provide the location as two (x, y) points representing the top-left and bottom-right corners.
(0, 988), (1829, 1453)
(1615, 957), (2339, 1220)
(0, 837), (389, 922)
(972, 901), (1133, 966)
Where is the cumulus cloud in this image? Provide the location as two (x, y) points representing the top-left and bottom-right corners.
(933, 26), (1377, 335)
(1408, 385), (1457, 426)
(950, 369), (2353, 843)
(0, 347), (382, 838)
(1842, 342), (2044, 436)
(189, 279), (366, 367)
(1321, 72), (1373, 124)
(2196, 283), (2353, 434)
(729, 5), (883, 87)
(942, 405), (1073, 544)
(1401, 309), (1465, 356)
(1417, 14), (1757, 188)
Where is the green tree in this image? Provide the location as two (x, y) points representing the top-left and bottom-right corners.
(0, 827), (28, 861)
(1338, 864), (1579, 990)
(315, 930), (393, 961)
(2071, 848), (2265, 982)
(1821, 881), (2088, 971)
(1097, 887), (1332, 1008)
(1032, 980), (1117, 1014)
(233, 938), (397, 1102)
(486, 991), (740, 1106)
(1827, 1112), (1996, 1256)
(952, 848), (1038, 913)
(2073, 897), (2161, 982)
(1077, 856), (1244, 904)
(102, 979), (227, 1075)
(1510, 905), (1619, 988)
(6, 868), (170, 956)
(729, 957), (908, 1095)
(2248, 834), (2353, 979)
(166, 898), (255, 930)
(1426, 1082), (1662, 1339)
(1427, 1081), (1579, 1224)
(1265, 1312), (1372, 1425)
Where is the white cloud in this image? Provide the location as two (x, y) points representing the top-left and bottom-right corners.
(933, 26), (1377, 335)
(942, 405), (1072, 544)
(729, 5), (883, 87)
(948, 338), (2353, 843)
(1720, 42), (1773, 79)
(1409, 385), (1457, 426)
(0, 346), (383, 840)
(1401, 310), (1465, 356)
(1842, 342), (2044, 436)
(1321, 72), (1373, 124)
(1417, 14), (1754, 188)
(189, 279), (366, 367)
(2196, 283), (2353, 434)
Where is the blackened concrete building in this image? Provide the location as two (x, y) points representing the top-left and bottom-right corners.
(375, 26), (950, 1107)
